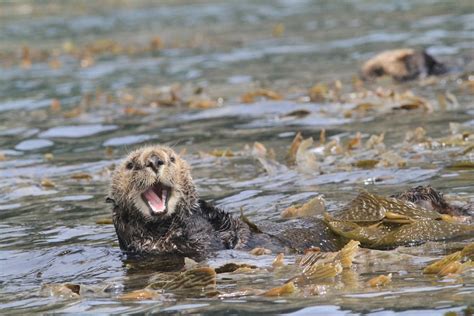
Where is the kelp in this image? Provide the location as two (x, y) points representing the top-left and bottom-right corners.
(326, 214), (473, 249)
(240, 208), (263, 233)
(287, 132), (303, 165)
(162, 267), (216, 292)
(263, 282), (297, 297)
(289, 240), (359, 287)
(40, 283), (81, 299)
(298, 240), (360, 270)
(373, 220), (473, 248)
(249, 247), (272, 255)
(215, 263), (257, 274)
(119, 289), (160, 301)
(324, 217), (392, 246)
(281, 195), (326, 219)
(325, 192), (473, 248)
(241, 89), (283, 103)
(367, 274), (392, 287)
(424, 243), (474, 275)
(332, 191), (441, 223)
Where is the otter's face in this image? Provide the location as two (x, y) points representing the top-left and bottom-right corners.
(109, 146), (197, 220)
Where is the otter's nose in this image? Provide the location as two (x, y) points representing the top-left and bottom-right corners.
(146, 155), (165, 173)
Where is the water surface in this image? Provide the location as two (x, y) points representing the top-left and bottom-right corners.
(1, 0), (473, 314)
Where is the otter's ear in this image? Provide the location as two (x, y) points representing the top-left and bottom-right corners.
(106, 197), (116, 205)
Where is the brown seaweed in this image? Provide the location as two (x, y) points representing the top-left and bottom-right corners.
(163, 267), (216, 292)
(373, 220), (473, 248)
(281, 196), (326, 219)
(367, 274), (392, 287)
(119, 289), (161, 301)
(263, 282), (297, 297)
(325, 213), (473, 249)
(333, 191), (442, 223)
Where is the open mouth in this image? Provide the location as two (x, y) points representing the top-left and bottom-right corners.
(141, 183), (170, 215)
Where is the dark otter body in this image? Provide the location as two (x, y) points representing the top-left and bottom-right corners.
(112, 198), (343, 261)
(361, 49), (447, 81)
(113, 199), (253, 261)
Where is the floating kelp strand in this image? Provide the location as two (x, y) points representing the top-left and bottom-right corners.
(374, 220), (474, 249)
(263, 281), (297, 297)
(332, 191), (442, 223)
(163, 267), (216, 292)
(367, 273), (392, 287)
(424, 243), (474, 274)
(119, 289), (161, 301)
(338, 240), (360, 268)
(281, 195), (326, 219)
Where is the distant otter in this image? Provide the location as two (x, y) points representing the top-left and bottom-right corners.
(361, 48), (447, 81)
(107, 145), (342, 260)
(393, 185), (471, 217)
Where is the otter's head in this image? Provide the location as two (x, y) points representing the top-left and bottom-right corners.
(108, 146), (198, 220)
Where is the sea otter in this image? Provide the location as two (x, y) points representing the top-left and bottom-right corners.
(107, 145), (342, 260)
(361, 48), (447, 81)
(107, 145), (472, 260)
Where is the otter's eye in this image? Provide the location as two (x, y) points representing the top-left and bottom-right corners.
(170, 156), (176, 163)
(126, 162), (134, 170)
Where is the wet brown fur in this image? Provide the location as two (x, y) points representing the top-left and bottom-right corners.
(361, 49), (446, 81)
(108, 145), (253, 260)
(393, 185), (469, 216)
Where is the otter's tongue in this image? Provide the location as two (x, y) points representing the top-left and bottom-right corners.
(143, 186), (167, 214)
